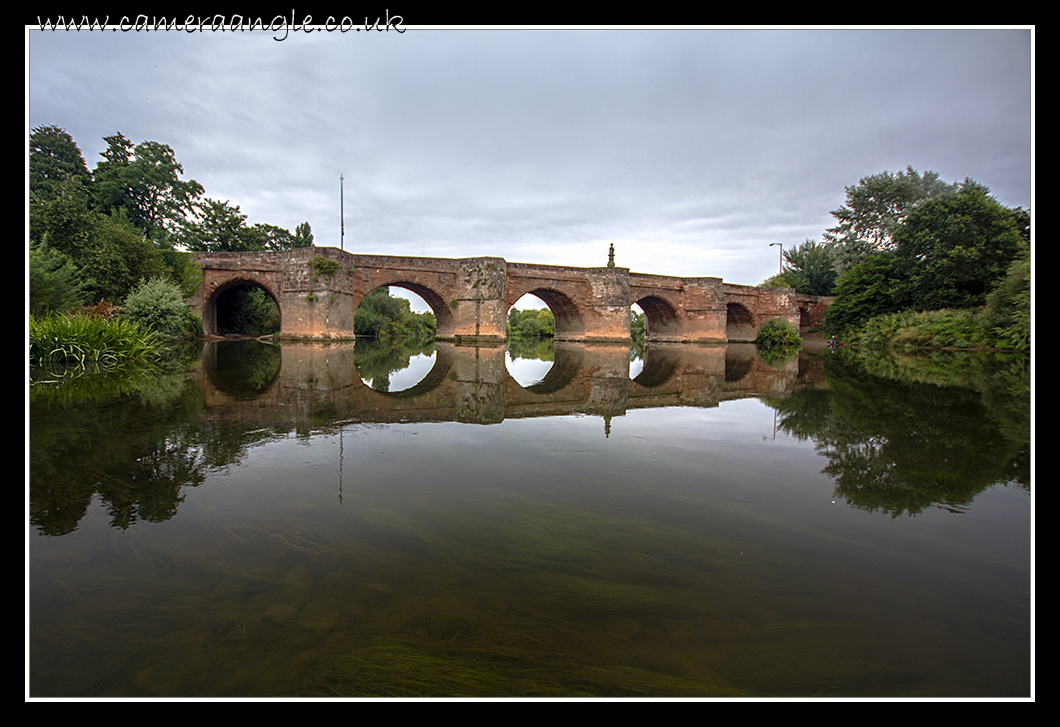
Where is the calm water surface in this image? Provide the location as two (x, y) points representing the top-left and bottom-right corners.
(28, 339), (1031, 698)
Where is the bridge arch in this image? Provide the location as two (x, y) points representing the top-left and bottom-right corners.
(203, 339), (282, 397)
(357, 281), (456, 339)
(634, 294), (681, 341)
(355, 342), (454, 398)
(203, 277), (281, 337)
(514, 287), (585, 340)
(631, 345), (679, 388)
(726, 302), (756, 342)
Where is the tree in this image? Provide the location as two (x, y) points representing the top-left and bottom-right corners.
(822, 253), (903, 334)
(507, 307), (555, 338)
(293, 222), (314, 248)
(177, 199), (315, 252)
(80, 210), (169, 304)
(824, 166), (958, 273)
(892, 182), (1025, 311)
(355, 287), (436, 339)
(92, 133), (204, 238)
(984, 241), (1030, 351)
(176, 198), (249, 252)
(29, 176), (96, 254)
(243, 222), (314, 251)
(781, 240), (838, 296)
(242, 223), (292, 251)
(29, 236), (90, 316)
(30, 126), (97, 252)
(29, 125), (92, 197)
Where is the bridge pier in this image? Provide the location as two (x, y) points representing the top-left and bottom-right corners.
(444, 257), (508, 344)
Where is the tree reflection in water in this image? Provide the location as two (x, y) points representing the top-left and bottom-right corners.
(762, 348), (1029, 518)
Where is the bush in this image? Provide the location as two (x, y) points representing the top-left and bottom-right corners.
(984, 243), (1030, 351)
(755, 318), (801, 349)
(122, 276), (201, 340)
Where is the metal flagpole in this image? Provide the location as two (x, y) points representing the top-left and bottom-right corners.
(340, 174), (345, 251)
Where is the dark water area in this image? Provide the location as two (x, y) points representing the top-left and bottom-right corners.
(28, 339), (1032, 698)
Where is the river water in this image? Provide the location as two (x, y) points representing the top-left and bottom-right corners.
(28, 339), (1032, 698)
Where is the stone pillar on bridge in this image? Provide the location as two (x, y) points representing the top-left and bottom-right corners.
(446, 257), (508, 343)
(582, 267), (633, 342)
(279, 248), (357, 339)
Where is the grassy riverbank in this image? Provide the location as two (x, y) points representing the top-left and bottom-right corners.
(843, 307), (1029, 353)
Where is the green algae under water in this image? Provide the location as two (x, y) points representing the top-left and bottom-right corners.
(28, 342), (1031, 698)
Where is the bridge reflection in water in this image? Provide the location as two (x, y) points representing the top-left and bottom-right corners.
(193, 340), (822, 431)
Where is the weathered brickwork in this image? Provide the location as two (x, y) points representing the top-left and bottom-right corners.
(796, 294), (834, 330)
(189, 247), (830, 343)
(722, 283), (802, 342)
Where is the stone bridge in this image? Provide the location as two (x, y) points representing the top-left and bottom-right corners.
(187, 247), (831, 343)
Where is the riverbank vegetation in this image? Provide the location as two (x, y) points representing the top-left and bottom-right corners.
(30, 275), (203, 379)
(761, 167), (1030, 353)
(30, 125), (318, 366)
(30, 312), (160, 370)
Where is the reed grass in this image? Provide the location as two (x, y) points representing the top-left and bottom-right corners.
(30, 313), (162, 369)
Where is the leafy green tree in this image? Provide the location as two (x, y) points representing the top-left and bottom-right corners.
(242, 222), (314, 251)
(630, 308), (645, 340)
(507, 307), (556, 338)
(80, 210), (170, 304)
(177, 199), (315, 252)
(355, 287), (436, 339)
(781, 240), (838, 296)
(29, 237), (90, 315)
(157, 248), (206, 300)
(893, 182), (1025, 311)
(92, 133), (204, 238)
(822, 253), (903, 334)
(984, 240), (1031, 350)
(176, 198), (249, 252)
(241, 223), (292, 251)
(293, 222), (314, 248)
(535, 308), (555, 336)
(30, 125), (92, 196)
(29, 175), (96, 255)
(824, 166), (957, 273)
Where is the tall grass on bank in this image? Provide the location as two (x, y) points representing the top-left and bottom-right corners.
(846, 307), (1026, 352)
(30, 314), (162, 370)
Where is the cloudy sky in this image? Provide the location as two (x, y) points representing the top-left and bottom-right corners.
(28, 24), (1032, 292)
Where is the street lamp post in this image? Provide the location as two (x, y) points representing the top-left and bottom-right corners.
(769, 242), (783, 275)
